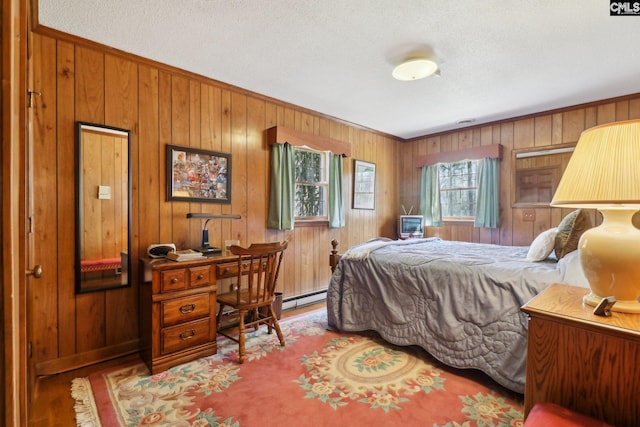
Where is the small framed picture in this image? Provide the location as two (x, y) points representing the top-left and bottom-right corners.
(353, 159), (376, 210)
(166, 144), (231, 203)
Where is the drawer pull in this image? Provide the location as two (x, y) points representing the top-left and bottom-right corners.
(179, 329), (196, 340)
(196, 273), (204, 280)
(223, 268), (230, 274)
(171, 277), (179, 284)
(179, 303), (196, 314)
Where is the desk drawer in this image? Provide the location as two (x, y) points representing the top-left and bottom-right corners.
(189, 265), (210, 288)
(217, 261), (249, 278)
(216, 260), (265, 278)
(161, 293), (210, 327)
(160, 265), (211, 293)
(160, 269), (187, 292)
(161, 318), (211, 355)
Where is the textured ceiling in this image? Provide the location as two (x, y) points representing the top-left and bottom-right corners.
(38, 0), (640, 139)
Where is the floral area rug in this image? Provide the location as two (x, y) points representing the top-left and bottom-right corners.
(72, 309), (524, 426)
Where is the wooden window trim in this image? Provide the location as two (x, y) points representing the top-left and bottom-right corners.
(266, 126), (351, 157)
(415, 144), (502, 168)
(443, 217), (475, 224)
(294, 218), (329, 227)
(267, 126), (346, 228)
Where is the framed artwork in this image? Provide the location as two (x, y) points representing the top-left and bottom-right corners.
(353, 159), (376, 210)
(166, 144), (231, 203)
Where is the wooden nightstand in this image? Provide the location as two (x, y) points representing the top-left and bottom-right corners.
(521, 283), (640, 427)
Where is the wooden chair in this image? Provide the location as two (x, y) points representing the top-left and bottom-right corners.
(216, 241), (288, 363)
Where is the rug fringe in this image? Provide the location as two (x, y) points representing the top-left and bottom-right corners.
(71, 377), (102, 427)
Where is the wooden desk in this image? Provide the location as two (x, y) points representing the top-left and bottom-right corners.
(139, 253), (241, 374)
(521, 283), (640, 427)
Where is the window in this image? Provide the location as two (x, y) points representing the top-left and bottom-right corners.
(438, 160), (478, 220)
(294, 147), (328, 220)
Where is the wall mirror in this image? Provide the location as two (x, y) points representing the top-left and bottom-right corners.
(512, 142), (575, 207)
(76, 122), (131, 293)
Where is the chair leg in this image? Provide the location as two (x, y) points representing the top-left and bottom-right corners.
(266, 306), (273, 335)
(237, 309), (246, 364)
(251, 308), (260, 331)
(215, 303), (226, 332)
(269, 306), (285, 347)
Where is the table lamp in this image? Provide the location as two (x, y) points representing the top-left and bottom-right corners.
(551, 119), (640, 313)
(186, 213), (241, 254)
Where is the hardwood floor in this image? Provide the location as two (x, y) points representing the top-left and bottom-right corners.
(28, 302), (325, 426)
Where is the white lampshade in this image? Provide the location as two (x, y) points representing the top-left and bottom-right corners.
(552, 120), (640, 207)
(392, 59), (438, 81)
(551, 119), (640, 313)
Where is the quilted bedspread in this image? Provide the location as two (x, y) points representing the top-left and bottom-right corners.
(327, 238), (564, 393)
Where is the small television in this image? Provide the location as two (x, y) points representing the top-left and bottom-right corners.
(398, 215), (424, 239)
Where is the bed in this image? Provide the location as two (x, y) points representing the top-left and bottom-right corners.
(327, 214), (591, 393)
(80, 257), (122, 273)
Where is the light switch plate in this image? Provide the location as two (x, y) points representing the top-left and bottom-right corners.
(98, 185), (111, 200)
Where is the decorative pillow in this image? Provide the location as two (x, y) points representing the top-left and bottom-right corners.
(526, 227), (558, 261)
(554, 209), (591, 260)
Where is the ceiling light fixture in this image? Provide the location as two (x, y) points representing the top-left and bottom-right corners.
(392, 58), (438, 81)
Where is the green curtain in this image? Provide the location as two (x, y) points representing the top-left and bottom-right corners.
(267, 144), (344, 229)
(267, 143), (295, 230)
(419, 165), (443, 227)
(328, 153), (345, 228)
(474, 157), (500, 228)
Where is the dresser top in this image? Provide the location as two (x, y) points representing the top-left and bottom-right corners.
(522, 283), (640, 338)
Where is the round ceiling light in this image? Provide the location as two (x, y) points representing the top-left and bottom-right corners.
(392, 58), (438, 81)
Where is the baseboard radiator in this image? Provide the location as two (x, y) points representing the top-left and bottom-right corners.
(282, 289), (327, 311)
(218, 289), (326, 318)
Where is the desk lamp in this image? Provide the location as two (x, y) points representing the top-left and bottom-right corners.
(551, 119), (640, 313)
(186, 213), (241, 254)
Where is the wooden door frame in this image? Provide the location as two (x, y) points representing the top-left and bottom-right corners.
(2, 0), (29, 425)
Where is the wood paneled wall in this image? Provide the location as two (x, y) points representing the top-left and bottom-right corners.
(28, 21), (640, 373)
(400, 95), (640, 246)
(29, 30), (399, 372)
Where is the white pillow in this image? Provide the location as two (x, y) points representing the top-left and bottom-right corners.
(558, 250), (591, 289)
(526, 227), (559, 262)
